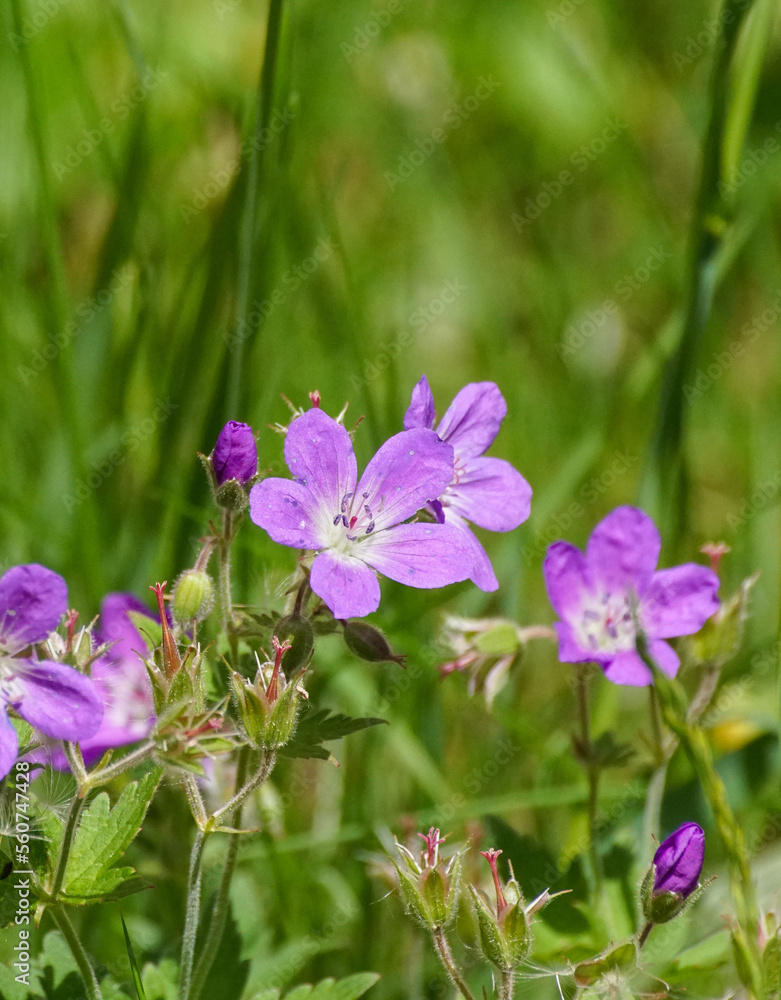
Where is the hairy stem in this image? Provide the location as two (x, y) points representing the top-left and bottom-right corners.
(208, 749), (276, 829)
(51, 907), (104, 1000)
(497, 969), (515, 1000)
(47, 794), (86, 903)
(430, 927), (476, 1000)
(81, 740), (157, 793)
(179, 830), (207, 1000)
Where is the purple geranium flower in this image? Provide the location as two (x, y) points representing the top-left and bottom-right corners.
(403, 376), (532, 591)
(543, 506), (720, 685)
(249, 407), (473, 618)
(0, 564), (103, 779)
(212, 420), (258, 486)
(653, 822), (705, 898)
(76, 593), (157, 764)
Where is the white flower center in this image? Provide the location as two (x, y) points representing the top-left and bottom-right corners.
(577, 591), (637, 655)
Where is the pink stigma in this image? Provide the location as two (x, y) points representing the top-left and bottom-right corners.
(418, 827), (447, 868)
(480, 848), (507, 913)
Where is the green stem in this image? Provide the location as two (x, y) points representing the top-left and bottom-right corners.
(638, 922), (653, 949)
(47, 794), (86, 903)
(178, 830), (207, 1000)
(430, 927), (475, 1000)
(189, 748), (253, 1000)
(497, 969), (515, 1000)
(82, 740), (157, 793)
(224, 0), (286, 420)
(51, 907), (104, 1000)
(576, 668), (603, 894)
(208, 749), (276, 829)
(638, 641), (763, 998)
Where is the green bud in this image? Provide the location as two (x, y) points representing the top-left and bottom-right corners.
(421, 867), (449, 926)
(391, 860), (429, 928)
(230, 666), (303, 751)
(343, 622), (405, 664)
(173, 570), (215, 626)
(275, 615), (314, 672)
(470, 887), (512, 969)
(214, 479), (250, 511)
(646, 889), (687, 924)
(474, 623), (521, 656)
(502, 900), (531, 965)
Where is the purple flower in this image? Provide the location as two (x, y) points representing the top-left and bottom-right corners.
(403, 376), (532, 591)
(543, 506), (720, 685)
(212, 421), (258, 486)
(653, 822), (705, 898)
(0, 564), (103, 779)
(76, 593), (157, 764)
(249, 408), (473, 618)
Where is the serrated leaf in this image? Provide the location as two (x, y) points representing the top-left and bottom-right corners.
(279, 704), (386, 760)
(284, 974), (379, 1000)
(60, 768), (161, 904)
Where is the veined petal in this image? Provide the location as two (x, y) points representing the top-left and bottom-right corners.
(11, 659), (104, 742)
(284, 408), (357, 518)
(250, 478), (327, 549)
(586, 506), (660, 596)
(310, 550), (381, 619)
(641, 565), (720, 638)
(0, 564), (68, 652)
(443, 513), (498, 591)
(359, 522), (473, 589)
(404, 375), (436, 431)
(446, 456), (532, 531)
(435, 382), (507, 459)
(543, 542), (593, 621)
(355, 428), (454, 532)
(0, 709), (18, 780)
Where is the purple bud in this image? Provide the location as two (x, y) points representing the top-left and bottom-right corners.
(653, 822), (705, 898)
(212, 421), (257, 486)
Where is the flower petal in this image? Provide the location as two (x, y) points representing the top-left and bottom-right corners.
(641, 565), (720, 638)
(653, 822), (705, 897)
(359, 522), (473, 589)
(309, 550), (381, 619)
(586, 506), (660, 596)
(543, 542), (593, 621)
(97, 592), (155, 662)
(443, 513), (498, 591)
(0, 564), (68, 652)
(250, 478), (327, 549)
(355, 429), (454, 532)
(435, 382), (507, 459)
(77, 656), (153, 763)
(554, 621), (595, 663)
(403, 375), (436, 431)
(212, 420), (258, 486)
(11, 659), (104, 742)
(446, 456), (532, 531)
(648, 638), (680, 678)
(0, 709), (19, 780)
(284, 408), (357, 519)
(602, 649), (653, 686)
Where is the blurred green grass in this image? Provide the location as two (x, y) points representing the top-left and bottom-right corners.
(2, 0), (781, 995)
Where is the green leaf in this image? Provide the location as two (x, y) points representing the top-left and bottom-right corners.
(198, 902), (249, 1000)
(279, 704), (386, 761)
(282, 974), (379, 1000)
(60, 768), (161, 905)
(128, 611), (162, 650)
(141, 959), (179, 1000)
(121, 909), (147, 1000)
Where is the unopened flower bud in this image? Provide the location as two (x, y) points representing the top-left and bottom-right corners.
(641, 822), (705, 924)
(390, 828), (464, 931)
(342, 621), (405, 664)
(173, 570), (214, 626)
(230, 638), (304, 750)
(470, 849), (531, 970)
(212, 421), (258, 487)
